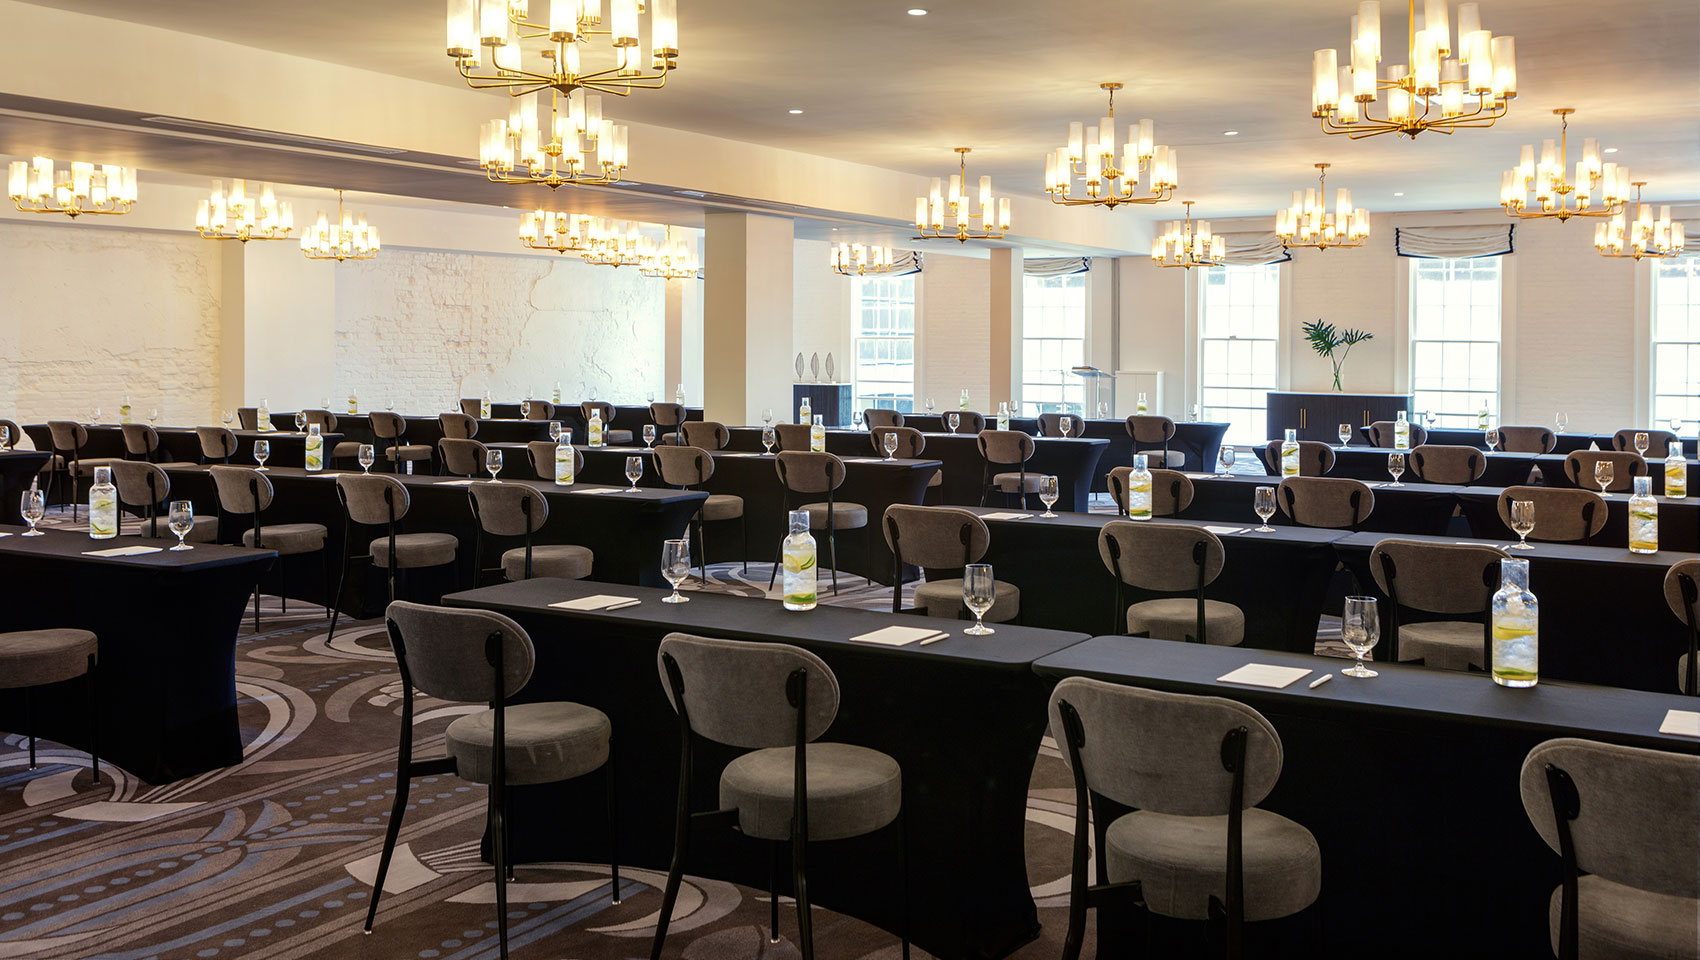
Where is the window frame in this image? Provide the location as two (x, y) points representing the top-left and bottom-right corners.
(1019, 272), (1089, 417)
(850, 274), (916, 414)
(1197, 262), (1283, 446)
(1651, 256), (1700, 433)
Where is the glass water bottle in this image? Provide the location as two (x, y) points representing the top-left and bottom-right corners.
(257, 397), (271, 432)
(675, 383), (685, 405)
(1477, 402), (1490, 429)
(554, 429), (575, 485)
(1393, 410), (1410, 450)
(1281, 428), (1300, 477)
(810, 414), (826, 452)
(1128, 453), (1152, 521)
(119, 395), (132, 425)
(347, 391), (358, 415)
(304, 424), (324, 472)
(588, 410), (604, 447)
(1491, 557), (1539, 688)
(553, 381), (563, 404)
(997, 401), (1011, 431)
(958, 388), (970, 411)
(1665, 442), (1687, 499)
(781, 509), (817, 611)
(1629, 475), (1658, 554)
(1136, 391), (1148, 414)
(89, 466), (118, 540)
(480, 387), (492, 420)
(798, 395), (812, 425)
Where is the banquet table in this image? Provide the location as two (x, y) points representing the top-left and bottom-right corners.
(1356, 424), (1611, 455)
(24, 423), (344, 471)
(0, 526), (276, 783)
(1454, 487), (1698, 554)
(1530, 453), (1699, 494)
(444, 577), (1090, 960)
(1178, 472), (1464, 536)
(1031, 636), (1699, 958)
(1308, 445), (1541, 487)
(897, 415), (1229, 489)
(1, 450), (50, 523)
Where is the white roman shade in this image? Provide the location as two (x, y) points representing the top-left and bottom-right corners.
(1395, 224), (1515, 258)
(1024, 256), (1090, 276)
(1219, 231), (1292, 266)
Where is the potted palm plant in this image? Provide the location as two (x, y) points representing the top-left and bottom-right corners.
(1302, 319), (1373, 391)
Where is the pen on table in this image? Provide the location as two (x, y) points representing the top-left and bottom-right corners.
(1308, 673), (1333, 689)
(919, 633), (948, 646)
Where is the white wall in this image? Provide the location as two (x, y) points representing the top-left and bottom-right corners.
(916, 251), (991, 409)
(792, 239), (853, 381)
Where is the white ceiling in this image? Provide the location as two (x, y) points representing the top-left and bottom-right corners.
(14, 0), (1700, 221)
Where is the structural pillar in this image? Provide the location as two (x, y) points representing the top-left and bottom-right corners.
(702, 212), (794, 424)
(989, 246), (1023, 409)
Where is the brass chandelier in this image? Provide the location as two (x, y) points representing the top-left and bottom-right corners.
(1595, 183), (1687, 261)
(8, 156), (137, 219)
(830, 243), (894, 276)
(300, 190), (380, 262)
(1276, 164), (1370, 250)
(519, 208), (591, 253)
(445, 0), (678, 98)
(480, 88), (629, 188)
(581, 218), (646, 267)
(913, 148), (1011, 243)
(194, 179), (293, 242)
(640, 227), (699, 279)
(1310, 0), (1517, 140)
(1500, 109), (1624, 222)
(1042, 83), (1178, 209)
(1152, 202), (1224, 270)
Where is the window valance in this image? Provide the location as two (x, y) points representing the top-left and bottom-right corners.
(1395, 224), (1515, 259)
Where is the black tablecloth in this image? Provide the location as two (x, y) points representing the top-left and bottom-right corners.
(897, 416), (1228, 489)
(1178, 473), (1463, 536)
(445, 578), (1089, 960)
(1316, 446), (1539, 487)
(1032, 636), (1698, 958)
(0, 526), (275, 783)
(1454, 489), (1698, 553)
(24, 423), (344, 471)
(1358, 425), (1614, 455)
(1, 451), (49, 524)
(1531, 453), (1698, 495)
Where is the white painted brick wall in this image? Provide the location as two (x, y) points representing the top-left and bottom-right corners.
(918, 252), (990, 409)
(1509, 224), (1637, 432)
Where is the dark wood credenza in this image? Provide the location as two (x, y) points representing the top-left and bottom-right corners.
(1265, 391), (1415, 443)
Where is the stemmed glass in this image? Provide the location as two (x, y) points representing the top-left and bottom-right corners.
(762, 425), (776, 455)
(1670, 417), (1684, 436)
(1634, 432), (1650, 457)
(625, 455), (643, 491)
(882, 431), (898, 460)
(1337, 423), (1352, 449)
(661, 538), (691, 603)
(761, 408), (774, 427)
(1387, 452), (1406, 486)
(1217, 445), (1236, 478)
(91, 407), (102, 424)
(294, 411), (306, 433)
(168, 500), (195, 551)
(358, 444), (375, 474)
(1509, 499), (1536, 549)
(222, 410), (234, 426)
(852, 410), (864, 431)
(643, 424), (657, 448)
(1594, 461), (1614, 495)
(1096, 401), (1109, 419)
(520, 400), (532, 419)
(148, 408), (160, 426)
(925, 398), (936, 414)
(1189, 403), (1200, 422)
(21, 488), (45, 536)
(963, 563), (996, 636)
(1253, 485), (1276, 532)
(1341, 596), (1381, 678)
(549, 421), (563, 442)
(0, 425), (9, 449)
(1485, 428), (1499, 452)
(253, 439), (270, 471)
(946, 412), (960, 433)
(1038, 476), (1059, 517)
(387, 400), (396, 412)
(1059, 416), (1073, 438)
(486, 448), (503, 482)
(1556, 411), (1569, 433)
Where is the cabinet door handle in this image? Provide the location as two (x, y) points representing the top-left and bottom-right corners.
(1363, 409), (1370, 427)
(1299, 408), (1307, 429)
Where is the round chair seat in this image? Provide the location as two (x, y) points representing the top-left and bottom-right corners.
(331, 441), (363, 458)
(1398, 621), (1483, 672)
(501, 544), (593, 581)
(701, 493), (744, 522)
(799, 501), (868, 529)
(0, 629), (98, 689)
(68, 459), (118, 478)
(242, 522), (328, 555)
(913, 578), (1020, 622)
(446, 701), (610, 786)
(602, 429), (635, 446)
(385, 444), (433, 461)
(1126, 598), (1245, 645)
(719, 742), (902, 842)
(370, 532), (459, 569)
(1550, 874), (1700, 960)
(138, 514), (219, 543)
(1105, 807), (1321, 922)
(992, 472), (1043, 493)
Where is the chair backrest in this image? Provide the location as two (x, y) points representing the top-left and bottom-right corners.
(108, 460), (168, 509)
(1368, 420), (1429, 448)
(654, 444), (717, 487)
(522, 399), (555, 421)
(1107, 467), (1194, 516)
(210, 464), (274, 514)
(1370, 538), (1504, 615)
(236, 407), (259, 430)
(870, 426), (925, 459)
(1497, 486), (1607, 542)
(439, 412), (478, 440)
(1125, 415), (1176, 445)
(303, 409), (338, 432)
(1262, 439), (1336, 476)
(945, 411), (986, 434)
(1049, 678), (1283, 815)
(1665, 558), (1699, 626)
(1278, 476), (1374, 529)
(468, 480), (549, 535)
(525, 440), (584, 481)
(46, 420), (87, 453)
(369, 411), (408, 441)
(582, 400), (617, 424)
(650, 402), (685, 429)
(977, 429), (1036, 466)
(1612, 428), (1679, 453)
(1520, 737), (1700, 899)
(1496, 425), (1556, 454)
(774, 422), (813, 451)
(775, 450), (846, 494)
(387, 601), (535, 703)
(119, 423), (161, 456)
(681, 420), (730, 450)
(1098, 520), (1226, 591)
(1565, 450), (1646, 491)
(881, 504), (990, 568)
(196, 425), (237, 460)
(335, 474), (411, 525)
(862, 408), (904, 429)
(0, 418), (21, 449)
(1410, 443), (1485, 484)
(438, 437), (488, 477)
(656, 632), (839, 749)
(1038, 412), (1082, 437)
(459, 398), (483, 418)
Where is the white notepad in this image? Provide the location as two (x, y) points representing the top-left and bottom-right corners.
(980, 512), (1033, 521)
(718, 452), (762, 457)
(1659, 709), (1700, 738)
(549, 595), (640, 611)
(1202, 525), (1246, 536)
(575, 487), (625, 495)
(83, 545), (165, 558)
(849, 625), (948, 646)
(1217, 663), (1314, 689)
(0, 532), (11, 538)
(841, 457), (883, 464)
(435, 479), (476, 486)
(1183, 472), (1218, 480)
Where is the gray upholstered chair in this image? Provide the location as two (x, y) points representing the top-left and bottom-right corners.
(1368, 420), (1429, 448)
(196, 425), (238, 464)
(1565, 451), (1646, 492)
(864, 408), (904, 429)
(1126, 414), (1184, 468)
(467, 482), (593, 584)
(371, 412), (432, 472)
(1278, 476), (1374, 530)
(1039, 412), (1083, 437)
(681, 420), (731, 451)
(1612, 428), (1680, 455)
(1498, 486), (1607, 543)
(581, 401), (634, 445)
(303, 409), (338, 432)
(1261, 439), (1336, 477)
(521, 399), (555, 421)
(119, 423), (192, 466)
(977, 429), (1039, 506)
(943, 410), (986, 434)
(1098, 521), (1243, 644)
(1410, 443), (1486, 484)
(209, 465), (329, 629)
(1665, 559), (1698, 696)
(649, 401), (685, 445)
(440, 411), (479, 439)
(774, 422), (813, 452)
(881, 504), (1019, 622)
(1049, 679), (1320, 960)
(366, 602), (617, 960)
(655, 444), (747, 578)
(651, 633), (905, 960)
(525, 440), (584, 482)
(1369, 539), (1504, 669)
(109, 460), (217, 543)
(1107, 467), (1194, 517)
(770, 451), (867, 596)
(0, 628), (100, 783)
(1519, 738), (1699, 960)
(438, 437), (489, 478)
(871, 426), (942, 491)
(47, 420), (112, 520)
(458, 398), (483, 418)
(236, 407), (259, 430)
(1496, 425), (1557, 454)
(328, 475), (459, 640)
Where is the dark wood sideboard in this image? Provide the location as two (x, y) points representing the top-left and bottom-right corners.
(1265, 391), (1415, 443)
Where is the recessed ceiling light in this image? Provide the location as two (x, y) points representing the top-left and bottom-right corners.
(788, 108), (804, 114)
(1223, 130), (1239, 136)
(1604, 147), (1618, 154)
(1394, 192), (1405, 197)
(907, 8), (928, 15)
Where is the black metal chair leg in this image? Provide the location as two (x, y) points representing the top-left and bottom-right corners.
(85, 658), (99, 785)
(23, 686), (34, 769)
(606, 740), (621, 905)
(501, 789), (515, 881)
(828, 528), (839, 596)
(280, 559), (288, 615)
(492, 781), (510, 960)
(648, 817), (690, 960)
(740, 515), (748, 575)
(769, 840), (783, 944)
(897, 809), (911, 960)
(694, 513), (706, 583)
(364, 766), (412, 933)
(792, 833), (815, 960)
(327, 547), (353, 641)
(252, 578), (262, 632)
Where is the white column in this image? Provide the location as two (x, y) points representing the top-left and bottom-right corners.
(702, 212), (794, 424)
(664, 276), (703, 406)
(989, 247), (1023, 410)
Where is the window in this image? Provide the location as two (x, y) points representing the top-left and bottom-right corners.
(1409, 256), (1502, 428)
(851, 275), (915, 413)
(1652, 257), (1700, 432)
(1199, 263), (1281, 446)
(1020, 273), (1088, 416)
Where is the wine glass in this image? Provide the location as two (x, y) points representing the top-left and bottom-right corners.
(1424, 410), (1437, 429)
(1038, 476), (1059, 517)
(358, 444), (375, 474)
(1218, 445), (1236, 478)
(761, 408), (774, 426)
(222, 410), (234, 426)
(1556, 411), (1569, 433)
(882, 432), (898, 460)
(0, 425), (9, 449)
(1253, 485), (1276, 532)
(486, 448), (503, 482)
(946, 412), (960, 433)
(148, 407), (160, 426)
(1060, 416), (1073, 438)
(294, 411), (306, 433)
(1096, 401), (1109, 419)
(520, 400), (532, 419)
(963, 563), (996, 636)
(925, 397), (936, 414)
(1387, 452), (1406, 486)
(762, 425), (776, 455)
(253, 439), (270, 471)
(1634, 432), (1650, 456)
(646, 390), (656, 404)
(1341, 596), (1380, 678)
(1669, 417), (1684, 435)
(853, 410), (864, 431)
(1187, 403), (1199, 422)
(168, 500), (195, 551)
(91, 407), (102, 424)
(661, 538), (691, 603)
(1337, 423), (1352, 449)
(549, 420), (563, 442)
(1485, 428), (1499, 452)
(387, 400), (396, 412)
(1509, 499), (1536, 549)
(1594, 460), (1613, 495)
(21, 488), (45, 536)
(643, 424), (657, 448)
(625, 455), (643, 491)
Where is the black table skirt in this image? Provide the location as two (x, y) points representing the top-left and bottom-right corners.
(445, 578), (1089, 960)
(1531, 453), (1698, 495)
(24, 424), (343, 471)
(464, 402), (702, 438)
(1, 451), (49, 524)
(1317, 446), (1540, 487)
(1454, 490), (1698, 555)
(895, 416), (1228, 491)
(0, 527), (275, 783)
(1178, 473), (1462, 536)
